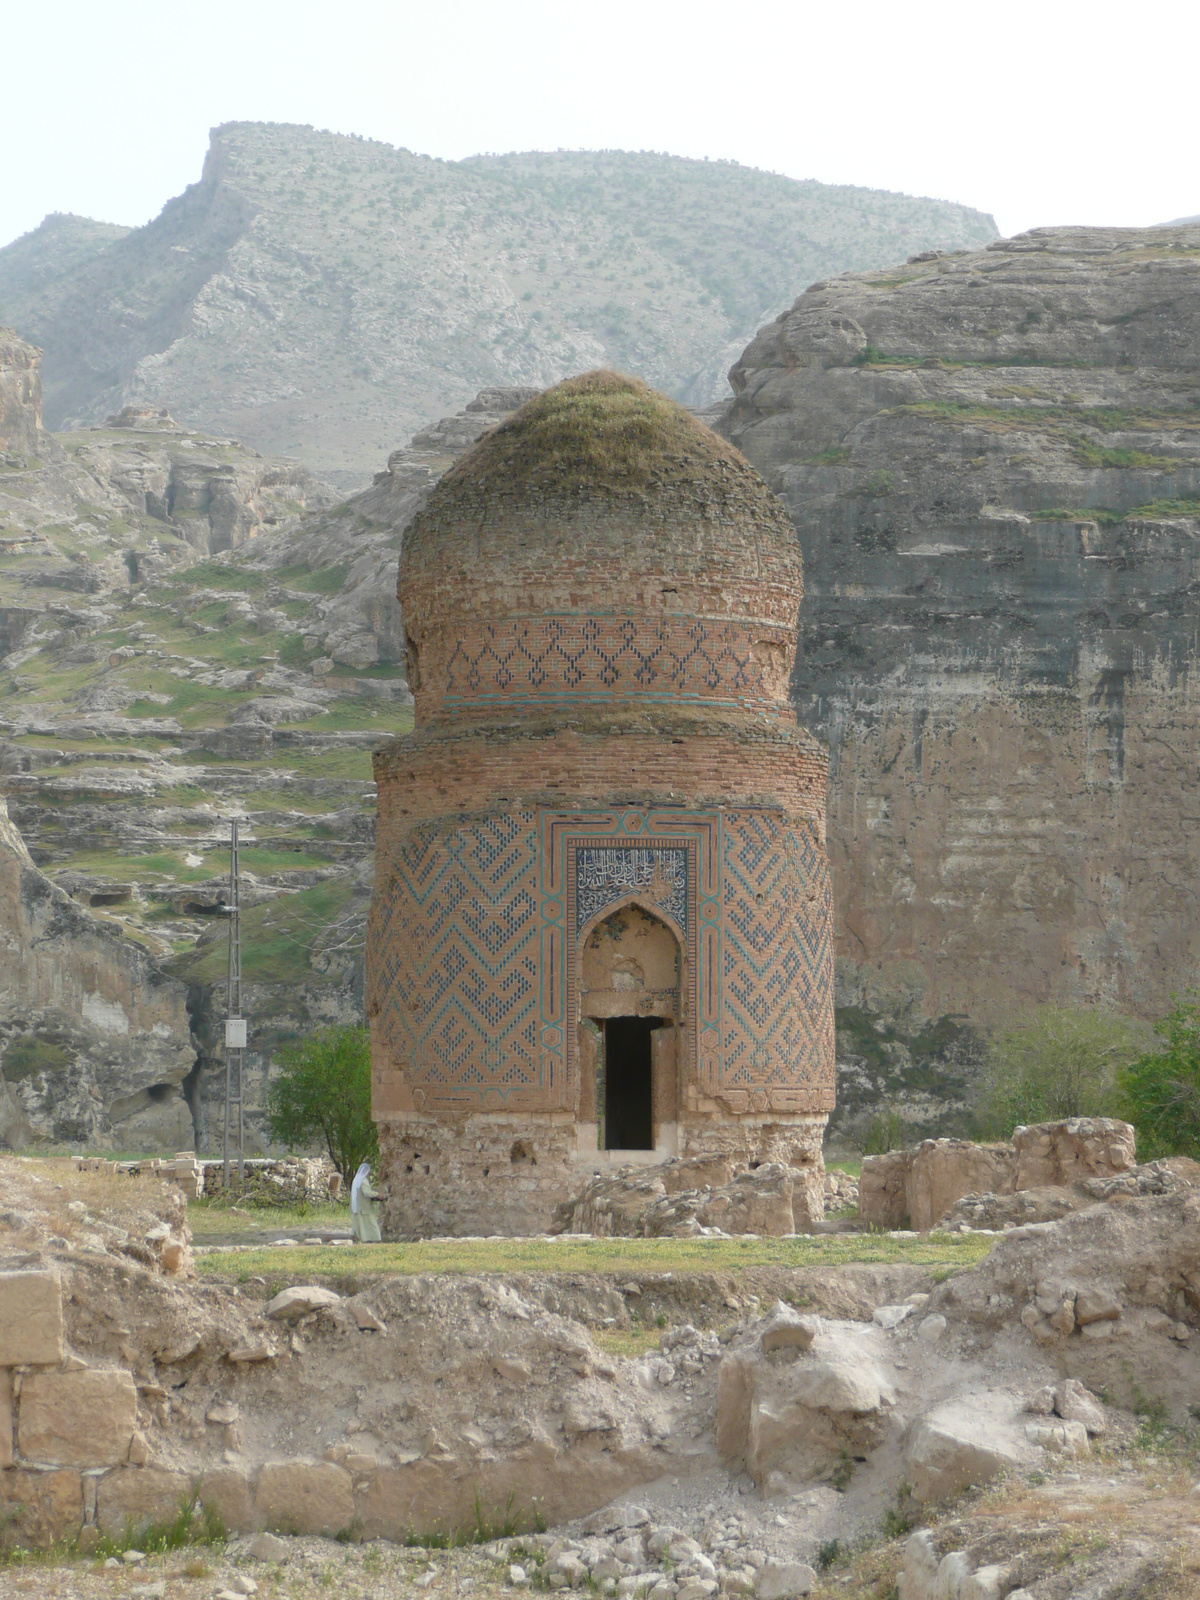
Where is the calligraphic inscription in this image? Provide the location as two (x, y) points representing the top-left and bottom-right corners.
(575, 846), (688, 934)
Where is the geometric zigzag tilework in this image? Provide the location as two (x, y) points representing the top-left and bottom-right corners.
(435, 615), (790, 714)
(719, 812), (835, 1112)
(368, 811), (543, 1111)
(368, 804), (835, 1117)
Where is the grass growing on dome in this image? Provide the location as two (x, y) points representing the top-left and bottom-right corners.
(434, 370), (758, 495)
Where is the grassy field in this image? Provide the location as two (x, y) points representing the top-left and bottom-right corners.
(194, 1230), (994, 1283)
(188, 1199), (349, 1241)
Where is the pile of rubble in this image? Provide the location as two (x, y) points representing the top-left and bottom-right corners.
(553, 1157), (822, 1238)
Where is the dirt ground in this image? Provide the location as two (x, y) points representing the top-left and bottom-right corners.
(6, 1157), (1200, 1598)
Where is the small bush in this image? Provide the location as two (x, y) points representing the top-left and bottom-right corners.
(863, 1110), (906, 1155)
(1121, 992), (1200, 1159)
(94, 1496), (226, 1560)
(972, 1006), (1145, 1139)
(817, 1538), (844, 1569)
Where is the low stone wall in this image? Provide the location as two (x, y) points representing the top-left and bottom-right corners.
(1012, 1119), (1137, 1189)
(858, 1119), (1138, 1231)
(75, 1155), (342, 1206)
(200, 1156), (340, 1208)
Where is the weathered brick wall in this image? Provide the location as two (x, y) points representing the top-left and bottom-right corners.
(368, 803), (833, 1120)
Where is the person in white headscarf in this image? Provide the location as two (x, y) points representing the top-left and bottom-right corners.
(350, 1160), (381, 1243)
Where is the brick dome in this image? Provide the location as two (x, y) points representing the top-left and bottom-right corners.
(398, 371), (804, 727)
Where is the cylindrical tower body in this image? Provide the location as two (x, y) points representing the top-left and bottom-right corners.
(367, 373), (834, 1236)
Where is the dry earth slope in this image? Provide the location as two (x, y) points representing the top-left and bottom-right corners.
(0, 123), (996, 487)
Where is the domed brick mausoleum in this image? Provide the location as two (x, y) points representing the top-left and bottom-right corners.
(366, 373), (834, 1237)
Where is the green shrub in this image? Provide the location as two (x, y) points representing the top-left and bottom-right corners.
(1120, 992), (1200, 1159)
(2, 1035), (72, 1081)
(972, 1006), (1146, 1140)
(863, 1110), (906, 1155)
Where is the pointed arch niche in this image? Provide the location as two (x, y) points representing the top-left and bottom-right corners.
(577, 902), (683, 1156)
(536, 810), (716, 1158)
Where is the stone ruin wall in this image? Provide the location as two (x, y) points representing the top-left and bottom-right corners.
(858, 1117), (1141, 1231)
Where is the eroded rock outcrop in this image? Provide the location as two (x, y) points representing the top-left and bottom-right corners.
(0, 328), (46, 460)
(0, 797), (195, 1149)
(717, 224), (1200, 1033)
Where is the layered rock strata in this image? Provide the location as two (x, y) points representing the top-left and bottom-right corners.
(718, 225), (1200, 1032)
(0, 797), (195, 1148)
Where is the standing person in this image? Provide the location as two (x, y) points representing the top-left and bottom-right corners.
(350, 1160), (381, 1243)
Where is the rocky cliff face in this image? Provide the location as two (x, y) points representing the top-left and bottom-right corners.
(0, 796), (195, 1149)
(0, 123), (996, 488)
(717, 226), (1200, 1071)
(0, 352), (537, 1152)
(1, 329), (48, 460)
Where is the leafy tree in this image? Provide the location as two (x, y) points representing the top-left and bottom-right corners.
(265, 1025), (377, 1185)
(972, 1005), (1146, 1140)
(1120, 993), (1200, 1160)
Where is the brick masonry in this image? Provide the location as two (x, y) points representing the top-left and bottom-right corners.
(366, 377), (837, 1236)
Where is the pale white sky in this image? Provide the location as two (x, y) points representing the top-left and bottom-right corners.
(4, 0), (1197, 252)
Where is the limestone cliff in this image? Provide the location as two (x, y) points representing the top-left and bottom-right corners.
(717, 226), (1200, 1060)
(0, 123), (995, 488)
(0, 328), (48, 460)
(0, 797), (195, 1149)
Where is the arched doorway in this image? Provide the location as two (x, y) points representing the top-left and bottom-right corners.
(578, 902), (682, 1154)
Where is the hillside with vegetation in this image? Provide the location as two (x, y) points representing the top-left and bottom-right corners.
(0, 123), (996, 487)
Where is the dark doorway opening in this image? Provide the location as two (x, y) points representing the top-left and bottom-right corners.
(603, 1016), (664, 1150)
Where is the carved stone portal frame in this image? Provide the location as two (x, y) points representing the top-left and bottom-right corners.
(537, 808), (723, 1115)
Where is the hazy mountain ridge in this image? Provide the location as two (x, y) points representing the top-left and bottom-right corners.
(0, 122), (996, 487)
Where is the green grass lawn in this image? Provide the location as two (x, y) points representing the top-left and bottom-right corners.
(194, 1230), (994, 1283)
(188, 1199), (349, 1240)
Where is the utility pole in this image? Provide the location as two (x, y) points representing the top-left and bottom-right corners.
(223, 819), (245, 1189)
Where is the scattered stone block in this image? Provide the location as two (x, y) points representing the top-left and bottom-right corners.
(0, 1467), (83, 1546)
(264, 1286), (341, 1322)
(872, 1305), (912, 1330)
(18, 1369), (137, 1467)
(916, 1315), (946, 1343)
(226, 1342), (275, 1363)
(96, 1468), (194, 1532)
(960, 1565), (1011, 1600)
(759, 1304), (819, 1353)
(905, 1402), (1027, 1502)
(1025, 1419), (1090, 1456)
(247, 1530), (291, 1562)
(1073, 1288), (1121, 1325)
(254, 1460), (354, 1536)
(755, 1562), (816, 1598)
(199, 1466), (255, 1533)
(1055, 1378), (1106, 1434)
(0, 1270), (63, 1366)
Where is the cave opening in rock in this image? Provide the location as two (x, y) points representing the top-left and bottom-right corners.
(603, 1016), (665, 1150)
